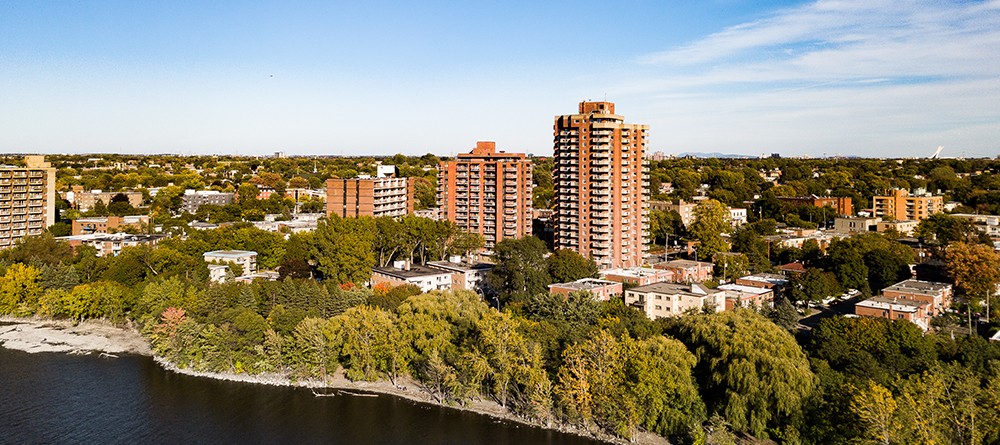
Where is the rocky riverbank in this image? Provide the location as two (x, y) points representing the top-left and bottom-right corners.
(0, 316), (151, 356)
(0, 316), (667, 445)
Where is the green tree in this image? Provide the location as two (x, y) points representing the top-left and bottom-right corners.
(689, 199), (730, 259)
(311, 216), (377, 285)
(0, 263), (43, 315)
(789, 268), (841, 304)
(667, 310), (816, 438)
(487, 236), (551, 306)
(547, 249), (598, 283)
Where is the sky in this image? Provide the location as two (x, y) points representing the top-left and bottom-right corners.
(1, 0), (998, 158)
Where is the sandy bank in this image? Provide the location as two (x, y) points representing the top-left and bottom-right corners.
(0, 316), (151, 356)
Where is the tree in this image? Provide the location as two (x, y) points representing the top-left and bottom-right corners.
(689, 199), (730, 259)
(0, 233), (75, 266)
(311, 216), (377, 285)
(0, 263), (42, 315)
(789, 268), (841, 304)
(667, 310), (816, 438)
(237, 183), (260, 203)
(944, 242), (1000, 326)
(487, 236), (551, 305)
(915, 213), (988, 246)
(851, 381), (898, 445)
(547, 249), (598, 283)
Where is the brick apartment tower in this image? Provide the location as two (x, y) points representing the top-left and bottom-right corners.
(438, 141), (533, 250)
(553, 101), (649, 269)
(0, 156), (56, 249)
(325, 176), (414, 218)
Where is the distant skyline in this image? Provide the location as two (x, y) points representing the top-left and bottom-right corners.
(2, 1), (998, 158)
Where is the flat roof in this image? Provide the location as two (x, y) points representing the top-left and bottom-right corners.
(549, 278), (620, 291)
(857, 296), (929, 313)
(204, 250), (257, 258)
(628, 281), (719, 296)
(738, 273), (789, 285)
(655, 259), (713, 269)
(427, 260), (494, 272)
(373, 264), (453, 279)
(883, 279), (951, 295)
(601, 267), (667, 278)
(718, 284), (772, 295)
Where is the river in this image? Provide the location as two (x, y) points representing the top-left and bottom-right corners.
(0, 348), (604, 445)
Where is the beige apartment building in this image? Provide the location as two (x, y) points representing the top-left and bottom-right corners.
(437, 141), (533, 250)
(873, 189), (943, 221)
(326, 175), (413, 218)
(553, 101), (649, 270)
(70, 186), (143, 212)
(0, 156), (56, 249)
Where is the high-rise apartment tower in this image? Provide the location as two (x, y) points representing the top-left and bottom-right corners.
(0, 156), (56, 249)
(438, 141), (533, 250)
(553, 101), (649, 269)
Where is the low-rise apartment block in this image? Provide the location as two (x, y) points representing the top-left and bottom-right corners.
(855, 296), (931, 331)
(0, 156), (56, 249)
(834, 216), (881, 234)
(651, 259), (714, 283)
(59, 233), (166, 257)
(625, 282), (724, 319)
(426, 256), (495, 294)
(204, 250), (258, 277)
(69, 187), (143, 212)
(881, 279), (952, 316)
(876, 219), (919, 236)
(717, 283), (775, 311)
(548, 278), (623, 301)
(600, 267), (674, 286)
(72, 215), (150, 235)
(182, 190), (235, 214)
(371, 261), (455, 293)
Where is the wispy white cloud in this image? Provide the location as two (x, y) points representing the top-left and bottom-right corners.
(624, 0), (1000, 156)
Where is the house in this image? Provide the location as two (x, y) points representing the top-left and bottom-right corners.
(600, 267), (674, 287)
(426, 256), (494, 294)
(624, 282), (725, 319)
(779, 262), (806, 276)
(371, 261), (455, 293)
(204, 250), (258, 277)
(855, 296), (931, 331)
(717, 283), (775, 311)
(880, 279), (953, 316)
(548, 278), (623, 301)
(651, 259), (714, 283)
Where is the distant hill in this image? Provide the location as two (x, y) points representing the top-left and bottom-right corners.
(675, 152), (757, 159)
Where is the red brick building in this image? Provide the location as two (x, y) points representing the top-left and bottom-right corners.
(553, 101), (649, 269)
(437, 141), (533, 250)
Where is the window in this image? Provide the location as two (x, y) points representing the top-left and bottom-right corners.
(655, 305), (662, 310)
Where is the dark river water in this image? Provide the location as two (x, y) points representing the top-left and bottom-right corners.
(0, 348), (604, 445)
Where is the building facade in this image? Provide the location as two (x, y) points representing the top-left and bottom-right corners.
(72, 215), (150, 236)
(182, 190), (235, 214)
(326, 176), (414, 218)
(776, 195), (853, 216)
(881, 279), (952, 316)
(203, 250), (258, 276)
(625, 282), (724, 319)
(437, 141), (533, 250)
(548, 278), (623, 301)
(70, 187), (144, 213)
(873, 189), (944, 221)
(553, 101), (649, 269)
(0, 156), (56, 249)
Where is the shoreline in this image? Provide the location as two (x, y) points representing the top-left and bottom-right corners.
(0, 316), (666, 445)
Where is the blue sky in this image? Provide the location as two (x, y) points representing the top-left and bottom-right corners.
(1, 0), (998, 158)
